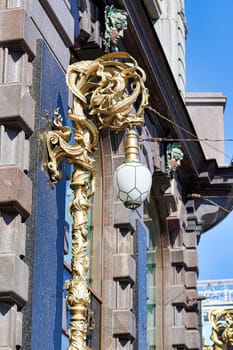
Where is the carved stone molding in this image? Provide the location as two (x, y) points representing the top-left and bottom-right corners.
(112, 309), (136, 339)
(0, 9), (37, 59)
(0, 165), (32, 219)
(113, 253), (136, 283)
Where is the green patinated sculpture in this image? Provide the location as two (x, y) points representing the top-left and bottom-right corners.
(166, 142), (184, 175)
(104, 5), (128, 52)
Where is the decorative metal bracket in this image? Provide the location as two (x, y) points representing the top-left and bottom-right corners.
(209, 309), (233, 350)
(40, 52), (148, 350)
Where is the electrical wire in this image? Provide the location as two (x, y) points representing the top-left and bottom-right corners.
(203, 198), (230, 214)
(140, 137), (233, 142)
(145, 106), (233, 213)
(146, 106), (233, 161)
(187, 193), (231, 213)
(188, 194), (233, 199)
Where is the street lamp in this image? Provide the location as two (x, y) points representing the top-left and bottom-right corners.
(41, 51), (152, 350)
(114, 128), (152, 209)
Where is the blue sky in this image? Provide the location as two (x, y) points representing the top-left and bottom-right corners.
(185, 0), (233, 280)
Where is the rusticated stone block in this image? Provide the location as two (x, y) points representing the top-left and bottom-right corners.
(0, 165), (32, 219)
(168, 285), (186, 305)
(185, 329), (200, 348)
(185, 271), (197, 289)
(0, 83), (35, 135)
(184, 249), (198, 270)
(0, 213), (26, 258)
(183, 231), (197, 248)
(113, 253), (135, 283)
(0, 254), (28, 306)
(114, 202), (134, 229)
(171, 326), (185, 345)
(172, 327), (200, 348)
(112, 309), (135, 339)
(171, 248), (184, 265)
(0, 126), (30, 172)
(0, 303), (22, 348)
(0, 9), (38, 58)
(184, 312), (198, 329)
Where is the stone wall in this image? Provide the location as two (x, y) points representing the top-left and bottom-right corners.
(186, 92), (226, 166)
(0, 1), (74, 349)
(154, 0), (187, 97)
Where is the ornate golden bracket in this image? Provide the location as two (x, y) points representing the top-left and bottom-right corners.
(209, 309), (233, 350)
(40, 52), (149, 350)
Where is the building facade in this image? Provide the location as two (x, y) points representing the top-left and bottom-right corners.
(0, 1), (233, 350)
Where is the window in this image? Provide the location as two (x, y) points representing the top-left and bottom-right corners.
(144, 200), (162, 350)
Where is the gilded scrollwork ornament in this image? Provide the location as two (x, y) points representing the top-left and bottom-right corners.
(41, 51), (149, 350)
(66, 52), (148, 131)
(209, 309), (233, 349)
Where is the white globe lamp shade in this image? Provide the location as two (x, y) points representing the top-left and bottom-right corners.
(113, 161), (152, 210)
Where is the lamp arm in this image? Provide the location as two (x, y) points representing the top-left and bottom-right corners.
(40, 52), (149, 350)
